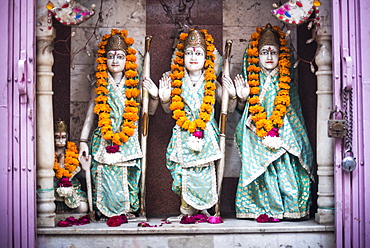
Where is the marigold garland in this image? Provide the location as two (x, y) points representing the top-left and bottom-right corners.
(94, 29), (139, 146)
(246, 25), (291, 137)
(169, 29), (216, 134)
(53, 142), (79, 179)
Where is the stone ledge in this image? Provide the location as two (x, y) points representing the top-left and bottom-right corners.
(37, 218), (334, 235)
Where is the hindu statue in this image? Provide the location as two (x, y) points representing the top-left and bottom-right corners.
(233, 23), (313, 219)
(78, 29), (158, 220)
(158, 28), (236, 219)
(53, 120), (88, 214)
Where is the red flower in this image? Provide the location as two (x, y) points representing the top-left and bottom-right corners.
(106, 215), (128, 227)
(77, 215), (90, 225)
(256, 214), (269, 223)
(106, 145), (120, 153)
(58, 177), (72, 187)
(57, 220), (73, 227)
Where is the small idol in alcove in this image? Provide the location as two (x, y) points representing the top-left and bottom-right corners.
(233, 23), (313, 220)
(53, 120), (88, 214)
(158, 28), (236, 220)
(78, 29), (158, 220)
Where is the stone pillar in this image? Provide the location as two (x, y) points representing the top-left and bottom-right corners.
(36, 27), (56, 227)
(314, 1), (334, 224)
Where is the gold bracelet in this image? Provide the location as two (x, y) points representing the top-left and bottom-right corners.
(151, 95), (159, 100)
(229, 95), (237, 100)
(161, 98), (171, 104)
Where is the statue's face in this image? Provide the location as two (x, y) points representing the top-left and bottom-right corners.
(55, 132), (67, 148)
(184, 47), (206, 72)
(107, 50), (126, 73)
(259, 45), (279, 70)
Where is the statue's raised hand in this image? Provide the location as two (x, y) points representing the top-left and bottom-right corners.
(78, 142), (90, 163)
(234, 74), (250, 102)
(159, 73), (171, 103)
(222, 75), (236, 98)
(143, 77), (158, 99)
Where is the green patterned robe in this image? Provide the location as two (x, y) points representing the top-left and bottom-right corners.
(166, 73), (222, 210)
(234, 52), (313, 219)
(90, 74), (142, 217)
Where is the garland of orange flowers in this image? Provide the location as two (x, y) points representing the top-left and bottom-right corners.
(94, 29), (139, 146)
(246, 26), (291, 137)
(53, 141), (80, 179)
(169, 29), (217, 134)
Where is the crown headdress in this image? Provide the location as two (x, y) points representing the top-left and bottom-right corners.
(258, 23), (280, 51)
(55, 120), (67, 133)
(106, 34), (128, 53)
(184, 28), (206, 51)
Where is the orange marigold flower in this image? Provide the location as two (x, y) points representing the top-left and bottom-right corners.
(122, 120), (137, 129)
(249, 105), (264, 114)
(205, 34), (214, 43)
(171, 88), (182, 96)
(97, 78), (108, 87)
(125, 70), (137, 79)
(103, 131), (114, 140)
(176, 116), (187, 127)
(125, 62), (138, 71)
(199, 112), (211, 122)
(278, 90), (289, 96)
(188, 121), (197, 133)
(125, 88), (140, 99)
(102, 34), (111, 41)
(172, 70), (184, 80)
(119, 133), (129, 143)
(123, 112), (139, 122)
(111, 29), (119, 35)
(127, 47), (136, 55)
(125, 100), (140, 107)
(169, 101), (184, 111)
(171, 79), (183, 87)
(96, 57), (107, 64)
(204, 60), (214, 68)
(174, 57), (184, 65)
(251, 112), (267, 123)
(200, 103), (213, 114)
(280, 76), (291, 83)
(205, 89), (215, 96)
(112, 133), (122, 146)
(280, 46), (290, 53)
(248, 58), (259, 64)
(256, 26), (263, 33)
(126, 79), (139, 87)
(249, 40), (258, 48)
(98, 41), (107, 48)
(122, 126), (135, 136)
(204, 73), (216, 81)
(205, 68), (215, 75)
(96, 71), (108, 79)
(172, 95), (182, 102)
(171, 64), (184, 72)
(177, 44), (184, 50)
(95, 95), (108, 104)
(175, 51), (184, 57)
(206, 52), (216, 61)
(101, 125), (112, 134)
(94, 104), (111, 114)
(248, 80), (260, 87)
(97, 49), (106, 55)
(124, 37), (134, 46)
(126, 54), (136, 62)
(278, 82), (290, 89)
(179, 33), (188, 41)
(275, 104), (287, 114)
(173, 109), (185, 119)
(120, 29), (128, 37)
(248, 73), (259, 81)
(125, 106), (139, 114)
(195, 119), (206, 130)
(250, 87), (260, 95)
(247, 64), (261, 73)
(98, 112), (110, 121)
(207, 44), (215, 52)
(247, 47), (259, 57)
(249, 95), (260, 105)
(280, 67), (290, 76)
(251, 32), (260, 40)
(280, 39), (288, 46)
(98, 118), (111, 127)
(97, 63), (108, 71)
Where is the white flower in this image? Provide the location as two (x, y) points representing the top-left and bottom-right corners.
(187, 135), (204, 152)
(56, 186), (73, 198)
(262, 136), (282, 150)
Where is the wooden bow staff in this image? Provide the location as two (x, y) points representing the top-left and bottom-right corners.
(139, 35), (153, 218)
(215, 39), (233, 216)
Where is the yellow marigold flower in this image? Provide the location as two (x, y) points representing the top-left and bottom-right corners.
(182, 120), (190, 130)
(275, 95), (290, 106)
(171, 79), (182, 87)
(126, 54), (136, 62)
(248, 73), (259, 81)
(125, 106), (139, 114)
(101, 126), (112, 134)
(172, 70), (184, 80)
(125, 70), (137, 79)
(273, 118), (284, 128)
(112, 134), (122, 146)
(278, 90), (289, 97)
(63, 170), (72, 178)
(188, 121), (197, 133)
(200, 103), (213, 114)
(205, 34), (214, 43)
(125, 88), (140, 99)
(98, 112), (110, 121)
(98, 118), (111, 127)
(205, 68), (215, 75)
(126, 78), (139, 87)
(204, 73), (216, 81)
(204, 60), (214, 68)
(275, 104), (287, 114)
(251, 112), (267, 122)
(279, 53), (290, 59)
(203, 96), (215, 104)
(124, 37), (134, 46)
(169, 101), (184, 111)
(119, 133), (129, 143)
(249, 105), (264, 114)
(171, 88), (182, 96)
(200, 112), (211, 122)
(173, 109), (185, 119)
(179, 33), (188, 41)
(127, 47), (136, 55)
(171, 64), (184, 72)
(123, 112), (139, 122)
(122, 126), (135, 136)
(205, 82), (216, 90)
(205, 89), (215, 96)
(125, 62), (138, 71)
(255, 119), (265, 129)
(94, 104), (110, 114)
(249, 95), (260, 105)
(195, 119), (206, 130)
(122, 120), (137, 129)
(279, 59), (291, 68)
(207, 44), (215, 52)
(176, 116), (187, 127)
(280, 67), (290, 76)
(250, 87), (260, 95)
(278, 82), (290, 90)
(172, 95), (182, 102)
(280, 46), (290, 53)
(125, 100), (140, 107)
(206, 52), (216, 61)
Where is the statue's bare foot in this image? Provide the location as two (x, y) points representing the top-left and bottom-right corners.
(200, 209), (210, 217)
(166, 214), (184, 222)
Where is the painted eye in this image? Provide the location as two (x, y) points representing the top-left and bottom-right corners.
(117, 55), (125, 60)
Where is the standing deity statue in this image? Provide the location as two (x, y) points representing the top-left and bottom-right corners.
(233, 24), (313, 219)
(78, 29), (158, 220)
(158, 28), (236, 219)
(53, 120), (88, 214)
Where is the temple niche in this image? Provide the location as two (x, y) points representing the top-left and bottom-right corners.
(51, 0), (318, 219)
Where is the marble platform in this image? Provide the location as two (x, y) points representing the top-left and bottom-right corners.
(37, 218), (335, 248)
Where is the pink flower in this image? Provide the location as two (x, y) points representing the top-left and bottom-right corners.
(57, 220), (73, 227)
(106, 145), (120, 153)
(58, 178), (72, 187)
(77, 215), (90, 225)
(277, 8), (285, 15)
(256, 214), (269, 223)
(267, 128), (279, 137)
(268, 217), (280, 222)
(208, 216), (223, 224)
(106, 215), (128, 227)
(193, 130), (203, 139)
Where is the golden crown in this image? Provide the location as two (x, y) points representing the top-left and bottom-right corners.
(106, 34), (128, 53)
(258, 23), (280, 51)
(184, 28), (206, 51)
(55, 120), (67, 133)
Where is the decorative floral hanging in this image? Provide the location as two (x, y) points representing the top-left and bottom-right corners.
(53, 141), (79, 179)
